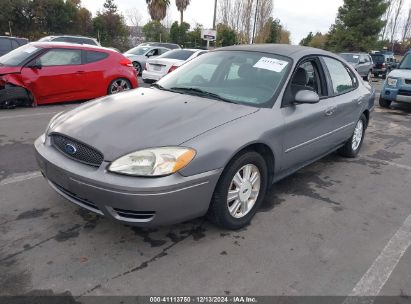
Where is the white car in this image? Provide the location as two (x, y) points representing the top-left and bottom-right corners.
(123, 46), (171, 75)
(142, 49), (208, 83)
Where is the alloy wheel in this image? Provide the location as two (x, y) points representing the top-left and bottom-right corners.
(227, 164), (261, 219)
(110, 79), (131, 94)
(352, 120), (364, 151)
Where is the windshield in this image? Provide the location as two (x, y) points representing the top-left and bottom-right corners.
(156, 51), (292, 107)
(159, 50), (195, 61)
(371, 54), (384, 63)
(0, 44), (41, 66)
(399, 54), (411, 69)
(125, 47), (149, 56)
(340, 53), (360, 63)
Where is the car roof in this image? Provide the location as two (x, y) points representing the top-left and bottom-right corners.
(217, 44), (337, 60)
(340, 52), (369, 55)
(29, 42), (115, 53)
(42, 35), (97, 40)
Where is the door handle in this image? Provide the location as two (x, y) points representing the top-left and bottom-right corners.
(324, 106), (336, 116)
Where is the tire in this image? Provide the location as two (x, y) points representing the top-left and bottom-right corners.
(132, 62), (142, 76)
(379, 95), (392, 108)
(0, 87), (31, 109)
(107, 78), (132, 95)
(382, 73), (387, 79)
(363, 70), (372, 82)
(207, 151), (268, 230)
(338, 114), (367, 158)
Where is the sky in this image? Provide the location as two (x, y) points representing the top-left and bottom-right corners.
(81, 0), (409, 45)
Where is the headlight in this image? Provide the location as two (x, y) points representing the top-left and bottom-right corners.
(387, 78), (398, 87)
(108, 147), (196, 177)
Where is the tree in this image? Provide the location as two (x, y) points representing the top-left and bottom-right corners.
(216, 23), (236, 47)
(300, 32), (314, 46)
(388, 0), (404, 47)
(175, 0), (190, 25)
(326, 0), (389, 52)
(146, 0), (170, 21)
(402, 7), (411, 42)
(93, 0), (130, 51)
(185, 24), (207, 48)
(143, 20), (168, 42)
(309, 32), (328, 49)
(170, 21), (190, 46)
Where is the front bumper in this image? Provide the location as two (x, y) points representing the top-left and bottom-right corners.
(382, 85), (411, 103)
(34, 136), (222, 227)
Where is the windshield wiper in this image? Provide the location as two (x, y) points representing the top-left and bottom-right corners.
(170, 87), (236, 103)
(151, 83), (171, 91)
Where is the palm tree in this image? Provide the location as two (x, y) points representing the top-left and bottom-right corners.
(146, 0), (170, 21)
(175, 0), (190, 25)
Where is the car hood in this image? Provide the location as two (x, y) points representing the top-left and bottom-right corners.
(0, 66), (21, 76)
(51, 88), (259, 161)
(388, 69), (411, 78)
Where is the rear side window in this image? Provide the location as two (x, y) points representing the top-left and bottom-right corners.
(322, 57), (356, 95)
(0, 38), (12, 52)
(86, 51), (108, 63)
(39, 49), (82, 66)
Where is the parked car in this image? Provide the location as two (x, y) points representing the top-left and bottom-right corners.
(379, 51), (411, 108)
(0, 43), (138, 108)
(370, 52), (396, 79)
(339, 53), (373, 81)
(0, 36), (28, 56)
(35, 45), (374, 230)
(139, 42), (181, 50)
(38, 35), (100, 46)
(124, 46), (171, 75)
(142, 49), (208, 83)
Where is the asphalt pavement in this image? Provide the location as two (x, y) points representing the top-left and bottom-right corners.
(1, 78), (411, 299)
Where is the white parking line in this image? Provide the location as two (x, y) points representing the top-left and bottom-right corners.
(343, 213), (411, 303)
(0, 171), (42, 186)
(0, 112), (60, 120)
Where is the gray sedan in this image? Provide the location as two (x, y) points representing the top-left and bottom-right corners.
(35, 45), (375, 230)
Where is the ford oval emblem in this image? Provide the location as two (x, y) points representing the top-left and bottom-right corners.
(65, 143), (77, 155)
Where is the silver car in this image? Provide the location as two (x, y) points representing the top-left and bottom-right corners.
(35, 45), (375, 230)
(339, 53), (374, 82)
(142, 49), (208, 83)
(123, 46), (170, 75)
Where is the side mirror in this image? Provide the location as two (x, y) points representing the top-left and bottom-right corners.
(294, 90), (320, 104)
(27, 62), (42, 69)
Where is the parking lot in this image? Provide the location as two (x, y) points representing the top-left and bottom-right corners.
(1, 78), (411, 299)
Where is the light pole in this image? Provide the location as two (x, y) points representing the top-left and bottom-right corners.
(251, 0), (259, 44)
(213, 0), (217, 30)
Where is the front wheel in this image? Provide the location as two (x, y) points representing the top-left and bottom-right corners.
(108, 78), (132, 95)
(379, 95), (392, 108)
(133, 62), (142, 76)
(338, 114), (367, 158)
(207, 151), (268, 230)
(363, 70), (372, 82)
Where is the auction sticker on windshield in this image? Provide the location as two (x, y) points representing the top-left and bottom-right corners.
(24, 46), (38, 54)
(253, 57), (288, 72)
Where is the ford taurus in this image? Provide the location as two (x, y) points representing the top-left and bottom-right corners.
(35, 44), (375, 230)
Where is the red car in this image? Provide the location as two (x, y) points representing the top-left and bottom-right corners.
(0, 42), (138, 107)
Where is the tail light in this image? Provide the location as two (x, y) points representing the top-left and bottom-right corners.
(120, 58), (133, 68)
(168, 65), (179, 73)
(382, 63), (386, 68)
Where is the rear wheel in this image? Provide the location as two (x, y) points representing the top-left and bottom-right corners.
(132, 62), (142, 76)
(207, 151), (268, 230)
(108, 79), (132, 95)
(363, 70), (372, 82)
(338, 114), (366, 158)
(379, 95), (392, 108)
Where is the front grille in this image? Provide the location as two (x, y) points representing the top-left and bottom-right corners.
(53, 182), (103, 215)
(405, 79), (411, 85)
(113, 208), (155, 221)
(51, 133), (104, 167)
(398, 90), (411, 96)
